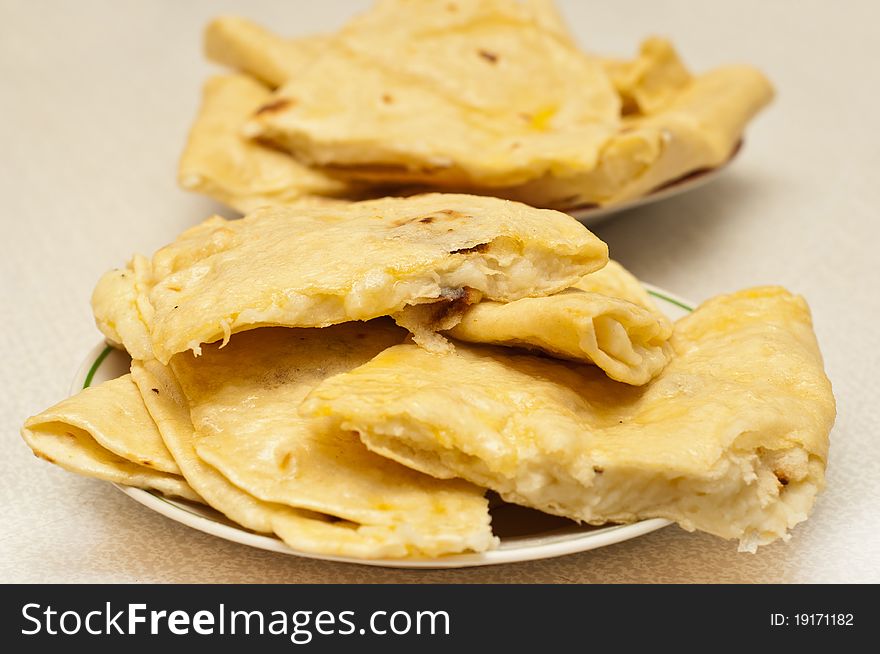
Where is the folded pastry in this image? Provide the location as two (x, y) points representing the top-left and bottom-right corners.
(91, 255), (155, 361)
(496, 61), (773, 209)
(445, 260), (673, 384)
(303, 287), (836, 550)
(91, 194), (608, 363)
(131, 321), (495, 559)
(204, 16), (327, 88)
(245, 0), (621, 188)
(240, 1), (771, 208)
(602, 37), (692, 117)
(189, 4), (772, 213)
(178, 74), (361, 214)
(21, 375), (202, 502)
(204, 2), (578, 89)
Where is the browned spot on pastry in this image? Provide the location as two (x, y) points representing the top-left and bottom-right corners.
(255, 98), (293, 115)
(776, 473), (790, 486)
(478, 49), (499, 64)
(394, 209), (471, 227)
(419, 287), (482, 330)
(593, 466), (604, 474)
(446, 2), (458, 11)
(436, 209), (470, 219)
(437, 288), (482, 318)
(393, 215), (426, 227)
(381, 93), (394, 104)
(620, 97), (640, 117)
(151, 388), (159, 394)
(447, 288), (479, 316)
(451, 243), (489, 254)
(440, 287), (478, 303)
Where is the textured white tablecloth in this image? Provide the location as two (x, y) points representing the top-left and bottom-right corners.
(2, 0), (877, 583)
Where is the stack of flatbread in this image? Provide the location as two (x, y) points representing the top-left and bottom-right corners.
(179, 0), (774, 214)
(22, 194), (835, 558)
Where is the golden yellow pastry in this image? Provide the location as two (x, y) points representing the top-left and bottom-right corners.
(221, 2), (772, 210)
(178, 74), (360, 214)
(303, 287), (836, 550)
(602, 37), (692, 116)
(204, 15), (327, 88)
(246, 0), (620, 189)
(91, 194), (607, 363)
(501, 60), (772, 208)
(131, 321), (495, 559)
(446, 261), (673, 384)
(21, 375), (202, 502)
(188, 4), (774, 212)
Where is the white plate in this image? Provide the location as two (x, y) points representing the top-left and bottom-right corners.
(71, 284), (693, 568)
(568, 143), (741, 225)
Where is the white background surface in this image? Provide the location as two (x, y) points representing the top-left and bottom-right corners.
(2, 0), (877, 583)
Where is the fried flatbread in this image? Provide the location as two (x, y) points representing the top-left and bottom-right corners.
(91, 255), (155, 360)
(496, 62), (773, 208)
(204, 3), (576, 87)
(201, 10), (771, 212)
(246, 0), (620, 188)
(178, 74), (359, 214)
(204, 16), (327, 88)
(21, 376), (201, 502)
(93, 194), (607, 364)
(445, 260), (673, 384)
(131, 323), (495, 559)
(601, 37), (692, 116)
(303, 287), (835, 550)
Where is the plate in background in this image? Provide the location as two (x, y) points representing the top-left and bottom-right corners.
(568, 143), (741, 225)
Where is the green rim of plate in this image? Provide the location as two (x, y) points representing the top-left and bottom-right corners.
(83, 345), (113, 389)
(647, 289), (694, 313)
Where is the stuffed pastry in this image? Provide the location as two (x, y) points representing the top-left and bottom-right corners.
(303, 287), (836, 550)
(445, 260), (673, 384)
(131, 321), (495, 559)
(245, 0), (620, 188)
(92, 194), (607, 363)
(178, 74), (360, 214)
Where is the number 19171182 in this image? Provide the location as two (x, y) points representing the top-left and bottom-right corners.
(770, 613), (854, 627)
